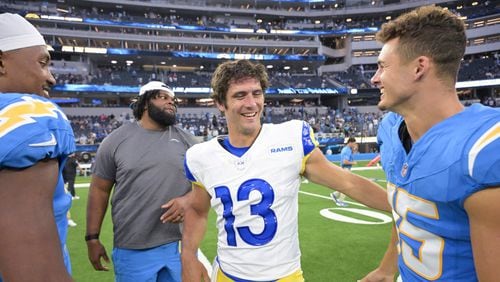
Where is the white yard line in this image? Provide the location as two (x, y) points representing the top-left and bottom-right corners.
(197, 249), (213, 278)
(351, 166), (382, 171)
(298, 190), (367, 208)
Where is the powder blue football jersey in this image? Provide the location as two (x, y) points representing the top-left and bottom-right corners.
(0, 93), (76, 270)
(378, 104), (500, 281)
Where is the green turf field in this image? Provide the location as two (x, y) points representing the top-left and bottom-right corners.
(68, 162), (393, 281)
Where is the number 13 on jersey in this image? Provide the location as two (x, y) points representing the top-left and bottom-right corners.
(215, 178), (278, 247)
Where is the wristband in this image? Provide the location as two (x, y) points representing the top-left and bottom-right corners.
(85, 233), (99, 241)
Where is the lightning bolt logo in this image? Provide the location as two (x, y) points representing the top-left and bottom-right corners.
(0, 96), (67, 138)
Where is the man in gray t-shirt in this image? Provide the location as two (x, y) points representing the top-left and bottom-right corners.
(86, 81), (197, 282)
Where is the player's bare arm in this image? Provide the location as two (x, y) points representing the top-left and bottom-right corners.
(181, 183), (211, 282)
(0, 160), (73, 281)
(465, 186), (500, 282)
(86, 175), (114, 271)
(304, 148), (391, 212)
(359, 224), (398, 282)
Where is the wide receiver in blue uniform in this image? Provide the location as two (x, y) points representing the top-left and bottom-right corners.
(361, 6), (500, 282)
(182, 60), (392, 281)
(0, 13), (75, 281)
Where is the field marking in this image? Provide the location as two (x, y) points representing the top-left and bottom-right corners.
(75, 166), (385, 189)
(351, 166), (382, 171)
(350, 166), (387, 183)
(197, 249), (213, 278)
(299, 190), (367, 208)
(299, 188), (392, 225)
(320, 208), (392, 225)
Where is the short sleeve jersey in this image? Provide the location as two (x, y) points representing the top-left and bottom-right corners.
(185, 120), (318, 280)
(378, 104), (500, 281)
(0, 93), (76, 252)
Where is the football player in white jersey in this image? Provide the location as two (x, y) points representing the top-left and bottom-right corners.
(361, 6), (500, 282)
(181, 60), (392, 282)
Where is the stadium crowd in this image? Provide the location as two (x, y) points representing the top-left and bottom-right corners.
(2, 0), (496, 33)
(52, 53), (499, 91)
(67, 106), (385, 145)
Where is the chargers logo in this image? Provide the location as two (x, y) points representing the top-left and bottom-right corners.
(0, 96), (66, 138)
(270, 145), (293, 154)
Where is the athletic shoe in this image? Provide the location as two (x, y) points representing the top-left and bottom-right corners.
(72, 196), (80, 200)
(337, 201), (349, 207)
(68, 219), (77, 227)
(330, 192), (348, 207)
(330, 192), (340, 204)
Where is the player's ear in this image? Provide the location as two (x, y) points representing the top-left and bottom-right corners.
(216, 100), (226, 113)
(414, 56), (429, 81)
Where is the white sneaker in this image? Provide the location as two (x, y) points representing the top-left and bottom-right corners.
(337, 201), (349, 207)
(301, 178), (309, 184)
(68, 219), (77, 227)
(72, 196), (80, 200)
(330, 192), (348, 207)
(330, 192), (340, 204)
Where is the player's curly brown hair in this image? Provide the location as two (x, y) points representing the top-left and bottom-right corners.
(210, 60), (269, 107)
(376, 5), (466, 84)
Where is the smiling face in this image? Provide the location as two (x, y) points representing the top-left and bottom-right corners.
(0, 45), (55, 98)
(371, 38), (416, 113)
(217, 77), (264, 143)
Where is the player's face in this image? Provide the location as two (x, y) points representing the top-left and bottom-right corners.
(147, 90), (177, 127)
(0, 45), (55, 98)
(218, 77), (264, 138)
(371, 38), (415, 112)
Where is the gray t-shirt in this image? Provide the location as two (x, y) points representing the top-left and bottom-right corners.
(93, 121), (197, 249)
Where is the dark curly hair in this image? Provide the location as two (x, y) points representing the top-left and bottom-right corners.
(131, 90), (161, 120)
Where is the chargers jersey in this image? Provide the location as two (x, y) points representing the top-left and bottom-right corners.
(185, 120), (317, 281)
(378, 104), (500, 281)
(340, 145), (354, 169)
(0, 93), (76, 262)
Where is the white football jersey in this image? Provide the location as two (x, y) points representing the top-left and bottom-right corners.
(185, 120), (317, 280)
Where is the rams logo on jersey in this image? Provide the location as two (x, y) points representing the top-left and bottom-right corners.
(270, 145), (293, 154)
